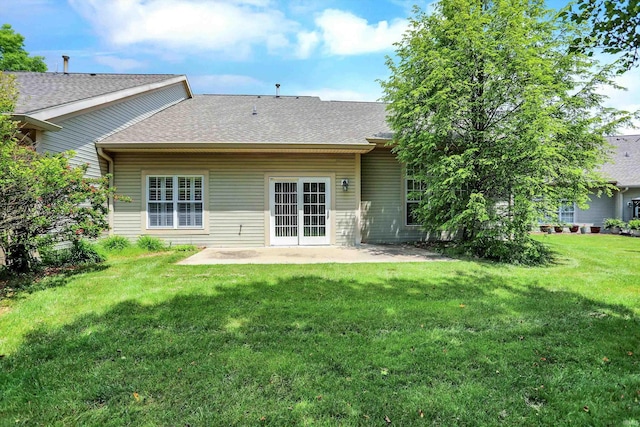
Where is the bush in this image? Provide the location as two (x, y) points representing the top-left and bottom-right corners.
(137, 235), (166, 251)
(462, 237), (552, 266)
(101, 235), (131, 251)
(40, 239), (105, 268)
(603, 218), (626, 229)
(628, 219), (640, 230)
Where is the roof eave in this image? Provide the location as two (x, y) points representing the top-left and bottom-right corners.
(96, 141), (377, 154)
(8, 114), (62, 131)
(25, 75), (191, 121)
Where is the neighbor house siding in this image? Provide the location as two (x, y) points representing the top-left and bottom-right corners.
(361, 147), (426, 243)
(37, 83), (189, 178)
(112, 152), (358, 247)
(621, 189), (640, 222)
(575, 192), (615, 226)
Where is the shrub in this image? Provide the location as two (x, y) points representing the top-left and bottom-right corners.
(628, 219), (640, 230)
(462, 237), (552, 266)
(603, 218), (626, 229)
(101, 235), (131, 251)
(137, 235), (166, 251)
(40, 239), (105, 268)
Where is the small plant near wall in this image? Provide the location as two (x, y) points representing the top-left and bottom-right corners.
(569, 224), (580, 233)
(628, 219), (640, 236)
(554, 223), (566, 233)
(604, 218), (626, 234)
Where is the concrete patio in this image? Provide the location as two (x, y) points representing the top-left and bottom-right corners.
(177, 244), (450, 265)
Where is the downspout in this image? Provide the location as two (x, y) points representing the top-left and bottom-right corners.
(617, 187), (630, 220)
(97, 147), (115, 236)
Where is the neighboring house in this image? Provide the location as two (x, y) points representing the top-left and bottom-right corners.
(6, 70), (639, 247)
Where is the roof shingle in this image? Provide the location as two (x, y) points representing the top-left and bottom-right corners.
(101, 94), (391, 144)
(10, 72), (183, 114)
(602, 135), (640, 186)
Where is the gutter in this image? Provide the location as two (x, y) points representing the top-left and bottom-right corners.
(96, 147), (114, 235)
(95, 141), (377, 154)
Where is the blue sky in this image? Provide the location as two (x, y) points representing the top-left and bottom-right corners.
(2, 0), (638, 133)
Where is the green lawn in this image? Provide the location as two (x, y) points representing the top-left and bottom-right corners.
(0, 235), (639, 426)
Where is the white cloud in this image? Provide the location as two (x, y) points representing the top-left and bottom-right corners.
(599, 68), (640, 135)
(295, 31), (320, 59)
(68, 0), (298, 59)
(314, 9), (407, 56)
(95, 56), (145, 72)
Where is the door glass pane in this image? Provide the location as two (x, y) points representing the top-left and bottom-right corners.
(302, 180), (327, 238)
(274, 182), (298, 238)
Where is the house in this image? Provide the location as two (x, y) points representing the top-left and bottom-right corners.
(6, 70), (639, 247)
(8, 70), (424, 247)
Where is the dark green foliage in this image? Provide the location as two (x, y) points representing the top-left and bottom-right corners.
(0, 74), (118, 273)
(381, 0), (634, 264)
(136, 235), (166, 251)
(40, 240), (105, 268)
(0, 24), (47, 72)
(101, 235), (131, 251)
(565, 0), (640, 69)
(461, 237), (553, 265)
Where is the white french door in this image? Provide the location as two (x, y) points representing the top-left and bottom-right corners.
(270, 177), (331, 246)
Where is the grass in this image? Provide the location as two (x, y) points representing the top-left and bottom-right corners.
(0, 235), (638, 426)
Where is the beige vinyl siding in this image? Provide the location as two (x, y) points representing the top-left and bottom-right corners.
(575, 192), (615, 226)
(361, 147), (426, 243)
(37, 83), (189, 178)
(112, 152), (358, 247)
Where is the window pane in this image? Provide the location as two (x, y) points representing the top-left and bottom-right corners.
(149, 202), (173, 227)
(148, 175), (203, 229)
(407, 202), (420, 226)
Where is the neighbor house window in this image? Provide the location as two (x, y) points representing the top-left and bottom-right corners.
(147, 176), (203, 229)
(405, 169), (426, 226)
(559, 202), (575, 224)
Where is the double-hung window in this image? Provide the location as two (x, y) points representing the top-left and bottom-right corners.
(405, 169), (426, 226)
(558, 202), (575, 224)
(147, 176), (203, 229)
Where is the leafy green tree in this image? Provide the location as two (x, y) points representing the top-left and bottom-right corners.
(381, 0), (635, 264)
(1, 73), (113, 273)
(0, 24), (47, 72)
(566, 0), (640, 69)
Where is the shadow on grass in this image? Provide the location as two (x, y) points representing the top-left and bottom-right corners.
(1, 272), (639, 426)
(0, 263), (109, 300)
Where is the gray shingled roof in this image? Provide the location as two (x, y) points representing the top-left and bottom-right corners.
(10, 72), (182, 114)
(101, 94), (391, 144)
(602, 135), (640, 186)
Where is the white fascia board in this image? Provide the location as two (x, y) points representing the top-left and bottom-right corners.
(96, 141), (377, 154)
(8, 114), (62, 131)
(27, 76), (191, 121)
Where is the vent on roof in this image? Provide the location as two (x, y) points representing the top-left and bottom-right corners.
(252, 105), (257, 115)
(275, 83), (280, 98)
(62, 55), (69, 74)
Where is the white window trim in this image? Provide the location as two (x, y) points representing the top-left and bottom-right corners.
(558, 202), (576, 224)
(141, 170), (209, 235)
